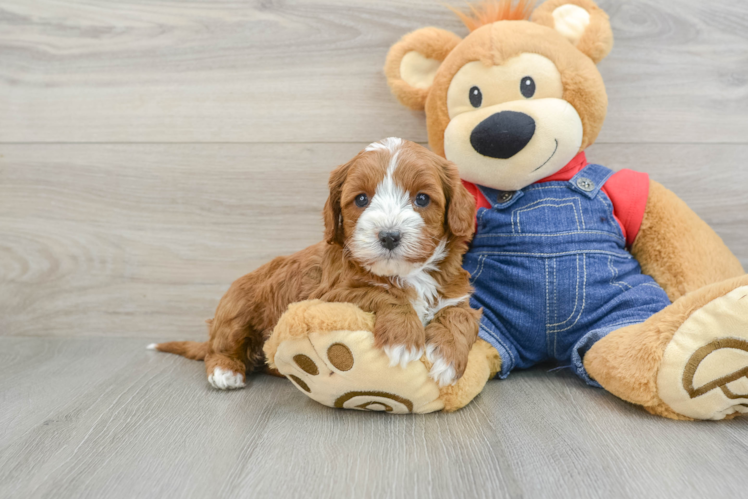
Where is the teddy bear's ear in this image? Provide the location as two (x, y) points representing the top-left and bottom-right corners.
(385, 28), (462, 111)
(532, 0), (613, 64)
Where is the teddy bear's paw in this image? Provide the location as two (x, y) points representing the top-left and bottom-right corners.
(383, 344), (424, 369)
(208, 367), (246, 390)
(425, 344), (457, 387)
(271, 326), (443, 413)
(658, 285), (748, 420)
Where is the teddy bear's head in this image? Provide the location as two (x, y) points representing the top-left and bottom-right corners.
(385, 0), (613, 191)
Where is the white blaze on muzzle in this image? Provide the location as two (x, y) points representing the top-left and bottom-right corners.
(351, 139), (427, 277)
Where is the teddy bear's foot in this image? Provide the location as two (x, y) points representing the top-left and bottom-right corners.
(585, 276), (748, 420)
(264, 300), (444, 413)
(657, 284), (748, 420)
(263, 300), (497, 413)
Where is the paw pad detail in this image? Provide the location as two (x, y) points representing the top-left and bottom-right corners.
(288, 375), (311, 392)
(264, 300), (492, 414)
(327, 343), (354, 371)
(683, 338), (748, 400)
(334, 391), (414, 413)
(293, 354), (319, 375)
(659, 285), (748, 420)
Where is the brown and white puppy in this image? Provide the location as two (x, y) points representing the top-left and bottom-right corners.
(151, 138), (480, 389)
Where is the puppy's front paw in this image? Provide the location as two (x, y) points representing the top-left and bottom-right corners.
(383, 344), (424, 369)
(426, 344), (458, 387)
(374, 314), (425, 369)
(208, 367), (246, 390)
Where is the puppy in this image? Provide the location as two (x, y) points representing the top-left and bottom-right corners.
(151, 138), (480, 389)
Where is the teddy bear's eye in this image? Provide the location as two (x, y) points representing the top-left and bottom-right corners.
(469, 86), (482, 108)
(521, 76), (536, 98)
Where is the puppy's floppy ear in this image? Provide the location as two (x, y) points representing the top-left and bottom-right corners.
(532, 0), (613, 64)
(440, 158), (476, 240)
(385, 28), (462, 111)
(323, 159), (354, 246)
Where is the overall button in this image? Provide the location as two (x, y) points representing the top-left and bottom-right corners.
(576, 177), (595, 192)
(498, 191), (514, 202)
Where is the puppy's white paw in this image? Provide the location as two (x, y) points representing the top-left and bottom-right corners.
(383, 344), (424, 369)
(426, 344), (457, 387)
(208, 367), (245, 390)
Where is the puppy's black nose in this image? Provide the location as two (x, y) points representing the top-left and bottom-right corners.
(470, 111), (536, 159)
(378, 230), (401, 250)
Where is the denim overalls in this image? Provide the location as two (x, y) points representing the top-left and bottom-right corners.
(463, 163), (672, 384)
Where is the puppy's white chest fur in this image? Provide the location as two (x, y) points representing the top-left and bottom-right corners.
(403, 268), (442, 325)
(399, 240), (466, 325)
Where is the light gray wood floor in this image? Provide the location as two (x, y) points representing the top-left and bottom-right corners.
(1, 0), (747, 497)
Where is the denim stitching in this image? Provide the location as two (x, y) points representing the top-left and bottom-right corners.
(477, 207), (488, 229)
(596, 193), (625, 241)
(545, 258), (551, 356)
(524, 185), (568, 192)
(553, 259), (558, 321)
(475, 250), (633, 258)
(474, 230), (624, 240)
(608, 256), (633, 291)
(511, 197), (581, 231)
(553, 258), (558, 356)
(548, 255), (580, 328)
(469, 254), (487, 285)
(480, 322), (516, 368)
(516, 202), (581, 232)
(512, 198), (582, 233)
(549, 254), (587, 333)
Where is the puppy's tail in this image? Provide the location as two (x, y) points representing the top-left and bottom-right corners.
(147, 341), (208, 361)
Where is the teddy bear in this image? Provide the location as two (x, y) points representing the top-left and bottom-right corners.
(266, 0), (748, 420)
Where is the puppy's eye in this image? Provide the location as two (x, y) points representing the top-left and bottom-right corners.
(469, 86), (482, 108)
(354, 193), (369, 208)
(414, 193), (430, 208)
(520, 76), (535, 98)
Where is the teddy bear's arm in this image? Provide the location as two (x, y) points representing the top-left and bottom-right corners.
(630, 180), (744, 302)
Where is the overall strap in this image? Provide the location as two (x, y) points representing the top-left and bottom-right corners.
(568, 164), (615, 199)
(476, 185), (525, 209)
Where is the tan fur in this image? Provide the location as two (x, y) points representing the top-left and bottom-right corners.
(584, 275), (748, 419)
(385, 0), (748, 420)
(531, 0), (613, 63)
(264, 300), (375, 369)
(386, 7), (609, 157)
(154, 140), (479, 384)
(632, 180), (745, 302)
(384, 28), (462, 111)
(265, 300), (496, 412)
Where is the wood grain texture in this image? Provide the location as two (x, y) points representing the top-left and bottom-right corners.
(0, 336), (747, 498)
(1, 0), (748, 497)
(0, 0), (747, 143)
(1, 143), (746, 339)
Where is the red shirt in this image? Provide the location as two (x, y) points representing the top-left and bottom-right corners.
(461, 151), (649, 247)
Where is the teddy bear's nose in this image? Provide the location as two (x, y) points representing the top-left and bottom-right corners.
(470, 111), (536, 159)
